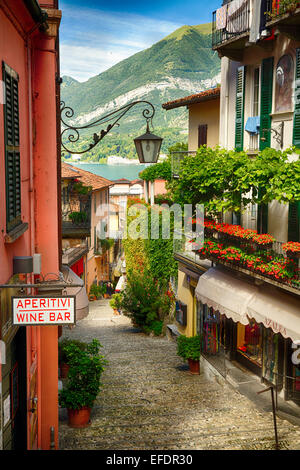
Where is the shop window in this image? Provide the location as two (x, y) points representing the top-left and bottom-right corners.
(237, 320), (263, 367)
(263, 329), (279, 385)
(201, 304), (226, 355)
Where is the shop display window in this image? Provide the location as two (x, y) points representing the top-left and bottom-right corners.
(263, 329), (279, 385)
(237, 320), (262, 367)
(199, 303), (226, 355)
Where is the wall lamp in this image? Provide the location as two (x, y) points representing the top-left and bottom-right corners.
(260, 121), (284, 149)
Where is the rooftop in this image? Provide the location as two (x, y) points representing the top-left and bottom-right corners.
(162, 87), (220, 110)
(61, 162), (112, 191)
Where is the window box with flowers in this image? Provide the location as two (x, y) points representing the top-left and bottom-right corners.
(283, 241), (300, 259)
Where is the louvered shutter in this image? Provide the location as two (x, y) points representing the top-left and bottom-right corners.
(235, 66), (245, 151)
(293, 48), (300, 148)
(259, 57), (274, 150)
(257, 188), (268, 234)
(198, 124), (207, 147)
(3, 62), (21, 232)
(288, 202), (300, 242)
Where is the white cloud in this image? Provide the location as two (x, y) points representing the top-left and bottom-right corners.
(59, 5), (181, 81)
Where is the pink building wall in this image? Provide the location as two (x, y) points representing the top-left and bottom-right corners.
(0, 0), (61, 450)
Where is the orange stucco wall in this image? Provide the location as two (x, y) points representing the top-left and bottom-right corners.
(0, 0), (61, 450)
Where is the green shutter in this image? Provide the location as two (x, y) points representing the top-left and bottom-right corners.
(259, 57), (274, 150)
(293, 48), (300, 148)
(257, 189), (268, 234)
(288, 202), (300, 242)
(235, 66), (245, 151)
(3, 62), (21, 232)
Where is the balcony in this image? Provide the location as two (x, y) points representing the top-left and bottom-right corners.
(212, 0), (251, 59)
(192, 220), (300, 295)
(61, 189), (91, 239)
(265, 2), (300, 41)
(212, 0), (300, 58)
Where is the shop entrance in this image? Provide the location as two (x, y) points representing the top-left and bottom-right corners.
(2, 328), (27, 450)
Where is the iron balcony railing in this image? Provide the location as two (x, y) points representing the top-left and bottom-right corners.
(212, 0), (251, 48)
(61, 190), (91, 238)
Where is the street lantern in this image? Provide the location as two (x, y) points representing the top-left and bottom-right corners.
(134, 121), (163, 164)
(61, 100), (163, 163)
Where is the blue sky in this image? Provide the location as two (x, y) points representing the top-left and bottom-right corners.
(59, 0), (220, 82)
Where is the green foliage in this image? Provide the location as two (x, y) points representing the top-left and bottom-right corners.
(109, 293), (122, 310)
(58, 338), (87, 364)
(139, 160), (172, 182)
(59, 339), (107, 410)
(99, 238), (114, 251)
(89, 284), (106, 298)
(177, 335), (202, 361)
(170, 146), (300, 214)
(120, 269), (172, 334)
(72, 181), (92, 194)
(68, 211), (88, 224)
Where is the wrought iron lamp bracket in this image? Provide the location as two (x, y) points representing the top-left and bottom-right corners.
(60, 100), (155, 155)
(260, 121), (284, 148)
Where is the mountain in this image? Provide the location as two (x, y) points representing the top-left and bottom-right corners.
(60, 23), (220, 160)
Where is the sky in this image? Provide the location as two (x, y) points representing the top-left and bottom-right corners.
(59, 0), (220, 82)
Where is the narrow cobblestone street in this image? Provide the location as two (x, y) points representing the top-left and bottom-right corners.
(59, 300), (300, 450)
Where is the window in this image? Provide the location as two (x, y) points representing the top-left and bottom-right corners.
(249, 67), (260, 151)
(3, 62), (21, 232)
(198, 124), (207, 147)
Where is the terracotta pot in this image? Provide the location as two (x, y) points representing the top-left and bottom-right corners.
(89, 295), (96, 301)
(60, 363), (70, 379)
(188, 358), (200, 375)
(113, 309), (119, 315)
(67, 407), (91, 428)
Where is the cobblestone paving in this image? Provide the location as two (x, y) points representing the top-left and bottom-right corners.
(59, 299), (300, 450)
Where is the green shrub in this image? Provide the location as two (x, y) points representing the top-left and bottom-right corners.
(58, 338), (87, 364)
(120, 268), (171, 333)
(69, 211), (88, 224)
(109, 293), (122, 310)
(59, 339), (107, 410)
(177, 335), (201, 361)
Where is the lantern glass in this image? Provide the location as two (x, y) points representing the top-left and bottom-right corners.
(134, 129), (163, 164)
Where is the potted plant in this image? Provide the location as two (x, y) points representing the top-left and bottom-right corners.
(177, 334), (201, 374)
(59, 339), (107, 428)
(58, 338), (87, 378)
(109, 293), (122, 315)
(89, 284), (102, 301)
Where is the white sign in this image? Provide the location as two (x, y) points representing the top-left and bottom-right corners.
(12, 296), (76, 325)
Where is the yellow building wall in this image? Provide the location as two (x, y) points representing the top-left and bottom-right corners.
(176, 269), (197, 337)
(188, 98), (220, 151)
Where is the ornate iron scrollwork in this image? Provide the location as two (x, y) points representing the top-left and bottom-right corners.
(60, 100), (155, 155)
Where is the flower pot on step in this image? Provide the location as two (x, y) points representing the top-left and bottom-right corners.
(67, 407), (91, 428)
(188, 358), (200, 375)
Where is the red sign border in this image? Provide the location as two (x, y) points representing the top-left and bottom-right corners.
(11, 295), (76, 326)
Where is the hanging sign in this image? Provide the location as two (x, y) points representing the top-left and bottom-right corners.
(12, 296), (76, 325)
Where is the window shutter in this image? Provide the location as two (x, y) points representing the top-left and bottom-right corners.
(3, 62), (21, 232)
(288, 202), (300, 242)
(235, 66), (245, 151)
(259, 57), (274, 150)
(198, 124), (207, 147)
(257, 189), (268, 234)
(293, 48), (300, 148)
